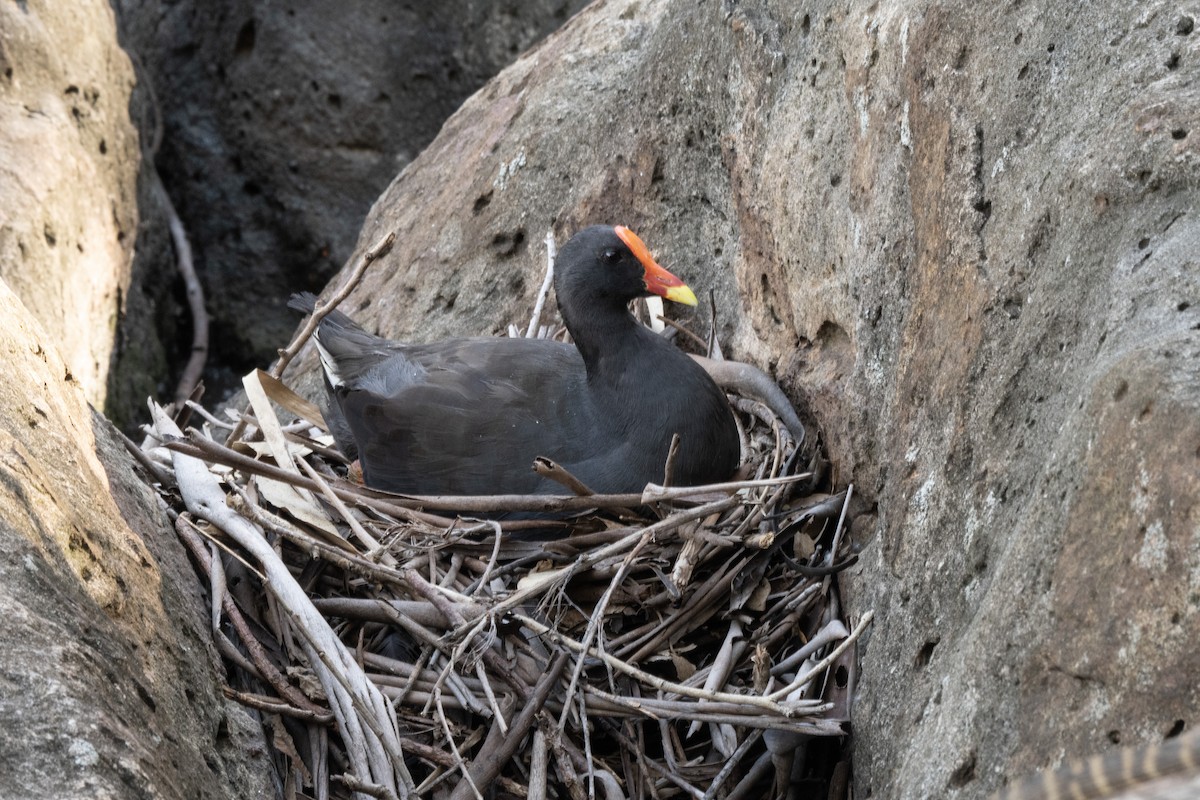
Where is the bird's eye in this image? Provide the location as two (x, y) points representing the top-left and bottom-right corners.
(602, 248), (621, 263)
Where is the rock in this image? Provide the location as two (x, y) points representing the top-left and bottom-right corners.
(289, 0), (1200, 796)
(0, 280), (273, 799)
(0, 0), (139, 410)
(0, 2), (272, 795)
(109, 0), (590, 416)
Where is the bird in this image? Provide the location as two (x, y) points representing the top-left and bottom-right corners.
(289, 224), (740, 499)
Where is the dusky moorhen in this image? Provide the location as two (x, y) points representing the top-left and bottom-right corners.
(290, 225), (739, 497)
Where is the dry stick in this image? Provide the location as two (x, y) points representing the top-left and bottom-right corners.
(619, 552), (751, 663)
(185, 399), (236, 430)
(825, 483), (854, 569)
(153, 406), (411, 797)
(170, 431), (802, 515)
(513, 613), (814, 718)
(474, 660), (506, 736)
(334, 774), (398, 800)
(213, 629), (260, 677)
(401, 570), (532, 702)
(116, 426), (173, 486)
(658, 316), (710, 352)
(536, 713), (589, 800)
(136, 56), (208, 412)
(600, 719), (706, 800)
(274, 231), (396, 380)
(413, 726), (488, 796)
(151, 165), (208, 405)
(687, 620), (743, 739)
(693, 355), (805, 446)
(174, 515), (329, 718)
(525, 231), (557, 338)
(529, 730), (550, 800)
(487, 496), (739, 620)
(533, 457), (596, 496)
(724, 750), (774, 800)
(296, 456), (393, 561)
(707, 288), (723, 360)
(438, 615), (496, 717)
(770, 619), (850, 677)
(283, 605), (418, 797)
(223, 687), (334, 722)
(233, 493), (407, 590)
(638, 473), (810, 503)
(167, 434), (455, 526)
(576, 690), (826, 721)
(767, 610), (874, 702)
(312, 598), (480, 628)
(449, 652), (570, 800)
(436, 688), (483, 800)
(661, 432), (682, 489)
(557, 526), (657, 731)
(469, 521), (505, 596)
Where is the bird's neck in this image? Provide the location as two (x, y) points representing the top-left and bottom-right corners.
(561, 300), (650, 378)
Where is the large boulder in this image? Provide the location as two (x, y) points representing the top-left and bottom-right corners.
(291, 0), (1200, 797)
(0, 2), (273, 796)
(0, 0), (139, 410)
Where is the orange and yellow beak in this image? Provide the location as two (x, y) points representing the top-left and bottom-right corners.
(615, 225), (698, 306)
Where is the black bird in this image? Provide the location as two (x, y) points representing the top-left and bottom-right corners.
(289, 225), (740, 497)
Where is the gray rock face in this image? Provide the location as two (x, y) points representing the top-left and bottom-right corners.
(289, 0), (1200, 796)
(0, 282), (273, 800)
(109, 0), (589, 419)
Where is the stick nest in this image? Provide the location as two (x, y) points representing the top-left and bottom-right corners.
(137, 239), (868, 800)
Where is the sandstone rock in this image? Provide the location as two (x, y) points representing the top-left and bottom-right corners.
(0, 0), (139, 410)
(288, 0), (1200, 796)
(0, 279), (273, 799)
(0, 2), (272, 795)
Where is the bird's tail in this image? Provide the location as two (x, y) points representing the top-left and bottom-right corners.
(287, 292), (395, 390)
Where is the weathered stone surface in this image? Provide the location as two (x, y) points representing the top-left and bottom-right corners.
(0, 0), (139, 409)
(0, 279), (274, 799)
(290, 0), (1200, 796)
(109, 0), (589, 416)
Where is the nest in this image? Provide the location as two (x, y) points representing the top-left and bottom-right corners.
(135, 235), (869, 800)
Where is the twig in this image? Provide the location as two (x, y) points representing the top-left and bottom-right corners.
(526, 231), (557, 338)
(174, 515), (326, 716)
(513, 612), (816, 718)
(693, 355), (805, 446)
(133, 58), (207, 410)
(661, 432), (681, 488)
(223, 687), (335, 723)
(437, 687), (483, 800)
(533, 457), (595, 496)
(767, 610), (874, 701)
(557, 527), (656, 730)
(161, 181), (207, 406)
(152, 403), (411, 797)
(168, 432), (785, 515)
(702, 730), (764, 799)
(448, 653), (569, 800)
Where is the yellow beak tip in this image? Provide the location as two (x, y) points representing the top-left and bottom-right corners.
(664, 284), (699, 306)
